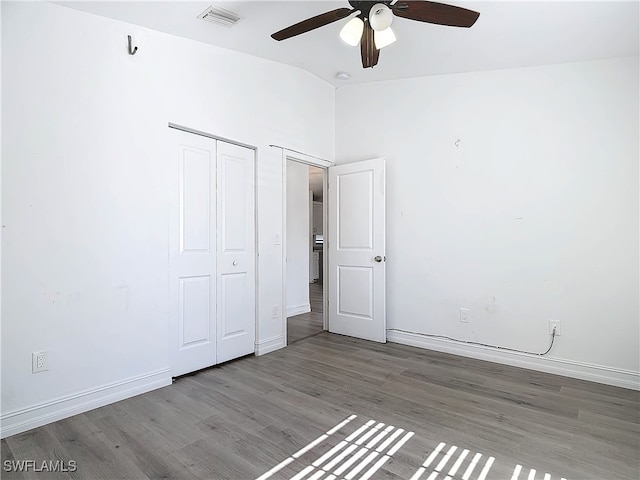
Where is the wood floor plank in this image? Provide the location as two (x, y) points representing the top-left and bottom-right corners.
(287, 282), (323, 344)
(44, 414), (149, 480)
(173, 437), (259, 480)
(3, 331), (638, 480)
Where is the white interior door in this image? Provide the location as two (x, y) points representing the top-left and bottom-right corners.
(169, 130), (217, 376)
(328, 158), (386, 343)
(216, 141), (256, 363)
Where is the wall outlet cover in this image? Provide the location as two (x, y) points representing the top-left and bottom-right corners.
(549, 320), (562, 336)
(32, 351), (48, 373)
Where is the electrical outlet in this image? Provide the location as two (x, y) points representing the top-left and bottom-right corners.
(272, 305), (280, 318)
(549, 320), (562, 336)
(32, 351), (48, 373)
(274, 234), (281, 245)
(460, 308), (470, 323)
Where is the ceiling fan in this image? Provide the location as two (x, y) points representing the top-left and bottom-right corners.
(271, 1), (480, 69)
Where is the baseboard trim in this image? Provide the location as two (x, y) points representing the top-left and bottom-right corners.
(0, 368), (172, 439)
(255, 335), (285, 356)
(287, 303), (311, 318)
(387, 330), (640, 391)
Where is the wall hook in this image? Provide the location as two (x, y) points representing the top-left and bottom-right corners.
(128, 35), (138, 55)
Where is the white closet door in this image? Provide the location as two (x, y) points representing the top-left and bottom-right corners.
(169, 130), (217, 376)
(216, 141), (256, 363)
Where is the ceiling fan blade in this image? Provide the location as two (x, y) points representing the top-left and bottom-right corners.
(271, 8), (354, 41)
(392, 1), (480, 27)
(360, 20), (380, 68)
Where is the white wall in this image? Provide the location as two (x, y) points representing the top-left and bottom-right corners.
(286, 160), (310, 317)
(1, 1), (334, 436)
(336, 57), (639, 388)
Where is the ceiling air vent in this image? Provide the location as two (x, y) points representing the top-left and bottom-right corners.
(197, 5), (241, 28)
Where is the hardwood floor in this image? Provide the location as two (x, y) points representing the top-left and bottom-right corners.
(287, 282), (324, 344)
(2, 333), (639, 480)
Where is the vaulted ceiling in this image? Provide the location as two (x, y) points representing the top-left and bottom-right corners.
(58, 1), (639, 86)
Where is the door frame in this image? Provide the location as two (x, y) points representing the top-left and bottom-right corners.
(281, 148), (334, 345)
(168, 122), (260, 372)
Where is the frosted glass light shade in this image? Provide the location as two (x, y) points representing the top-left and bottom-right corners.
(369, 3), (393, 31)
(340, 17), (364, 46)
(374, 27), (396, 49)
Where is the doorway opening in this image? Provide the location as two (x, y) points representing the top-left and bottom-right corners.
(285, 161), (326, 344)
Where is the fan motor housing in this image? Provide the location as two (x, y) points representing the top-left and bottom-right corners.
(349, 1), (394, 18)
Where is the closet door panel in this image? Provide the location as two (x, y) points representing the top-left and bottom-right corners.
(216, 141), (256, 363)
(169, 131), (217, 376)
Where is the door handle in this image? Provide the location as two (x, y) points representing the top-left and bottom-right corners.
(374, 256), (383, 263)
(233, 260), (238, 266)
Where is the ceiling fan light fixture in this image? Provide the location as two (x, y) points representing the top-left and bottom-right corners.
(339, 17), (364, 46)
(270, 1), (481, 70)
(369, 3), (393, 31)
(374, 26), (396, 49)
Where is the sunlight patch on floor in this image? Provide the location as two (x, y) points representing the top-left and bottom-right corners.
(256, 415), (413, 480)
(256, 415), (569, 480)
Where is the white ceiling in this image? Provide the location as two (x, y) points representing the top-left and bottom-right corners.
(57, 0), (639, 86)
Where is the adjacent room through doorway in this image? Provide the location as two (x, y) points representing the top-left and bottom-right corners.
(286, 162), (325, 344)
